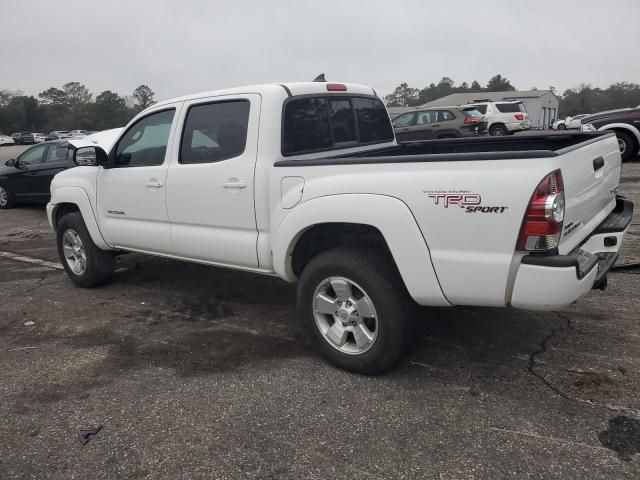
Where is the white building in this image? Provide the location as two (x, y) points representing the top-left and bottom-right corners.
(417, 90), (560, 129)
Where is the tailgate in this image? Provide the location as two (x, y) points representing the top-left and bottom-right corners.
(557, 133), (622, 254)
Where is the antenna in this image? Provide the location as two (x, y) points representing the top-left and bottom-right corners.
(313, 73), (326, 82)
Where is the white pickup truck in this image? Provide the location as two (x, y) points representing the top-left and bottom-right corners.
(48, 81), (633, 374)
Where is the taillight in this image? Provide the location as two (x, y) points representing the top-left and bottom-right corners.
(514, 113), (524, 121)
(464, 117), (480, 124)
(326, 83), (347, 91)
(516, 170), (565, 251)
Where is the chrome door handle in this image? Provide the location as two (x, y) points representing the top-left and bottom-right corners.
(145, 182), (164, 188)
(222, 181), (247, 189)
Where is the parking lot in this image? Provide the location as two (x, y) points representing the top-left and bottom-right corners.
(1, 145), (639, 478)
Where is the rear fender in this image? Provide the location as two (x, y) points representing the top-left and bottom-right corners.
(272, 194), (450, 307)
(598, 123), (640, 145)
(49, 186), (111, 250)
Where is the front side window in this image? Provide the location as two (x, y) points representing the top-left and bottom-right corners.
(19, 145), (47, 166)
(45, 145), (73, 163)
(114, 109), (175, 168)
(180, 100), (250, 164)
(392, 113), (416, 128)
(416, 111), (435, 125)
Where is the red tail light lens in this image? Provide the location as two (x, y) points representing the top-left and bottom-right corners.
(326, 83), (347, 91)
(464, 117), (480, 124)
(514, 113), (524, 121)
(516, 170), (565, 251)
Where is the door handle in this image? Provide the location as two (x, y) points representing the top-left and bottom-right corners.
(593, 156), (605, 172)
(145, 182), (164, 189)
(223, 180), (247, 189)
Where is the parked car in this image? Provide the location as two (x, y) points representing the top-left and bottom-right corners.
(67, 129), (89, 138)
(0, 134), (15, 146)
(0, 141), (76, 208)
(33, 133), (46, 143)
(392, 106), (487, 142)
(11, 133), (20, 141)
(464, 101), (531, 136)
(581, 107), (640, 161)
(45, 131), (70, 141)
(46, 82), (633, 374)
(13, 132), (35, 145)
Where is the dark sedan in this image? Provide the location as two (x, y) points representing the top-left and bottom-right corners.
(0, 140), (76, 209)
(13, 132), (36, 145)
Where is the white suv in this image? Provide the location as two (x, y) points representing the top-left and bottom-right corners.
(464, 101), (531, 136)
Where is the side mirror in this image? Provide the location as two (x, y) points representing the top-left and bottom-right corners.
(74, 146), (108, 167)
(4, 158), (16, 167)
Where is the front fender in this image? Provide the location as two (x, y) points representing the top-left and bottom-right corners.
(48, 186), (111, 250)
(272, 194), (450, 307)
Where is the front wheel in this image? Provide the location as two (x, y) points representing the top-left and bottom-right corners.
(615, 130), (639, 162)
(297, 247), (415, 375)
(0, 185), (15, 209)
(557, 123), (567, 130)
(56, 212), (115, 288)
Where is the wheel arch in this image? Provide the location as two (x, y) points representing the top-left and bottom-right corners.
(272, 194), (450, 307)
(598, 123), (640, 147)
(49, 186), (111, 250)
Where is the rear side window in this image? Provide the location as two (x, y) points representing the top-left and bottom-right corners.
(282, 95), (393, 155)
(180, 100), (250, 164)
(496, 103), (525, 113)
(438, 110), (455, 122)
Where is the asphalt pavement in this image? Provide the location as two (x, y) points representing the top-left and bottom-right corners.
(0, 146), (639, 479)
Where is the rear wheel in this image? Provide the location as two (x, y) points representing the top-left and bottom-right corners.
(297, 247), (415, 375)
(0, 185), (15, 209)
(489, 124), (508, 136)
(56, 212), (115, 287)
(615, 130), (639, 162)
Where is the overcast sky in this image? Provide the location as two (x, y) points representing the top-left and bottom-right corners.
(2, 0), (638, 101)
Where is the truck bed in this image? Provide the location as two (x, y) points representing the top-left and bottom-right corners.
(274, 132), (615, 166)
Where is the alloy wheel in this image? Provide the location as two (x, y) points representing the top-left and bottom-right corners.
(62, 229), (87, 275)
(0, 186), (7, 207)
(312, 276), (378, 355)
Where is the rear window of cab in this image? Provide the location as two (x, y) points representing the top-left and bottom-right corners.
(282, 95), (394, 156)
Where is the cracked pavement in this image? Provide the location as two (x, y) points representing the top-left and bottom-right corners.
(0, 153), (639, 478)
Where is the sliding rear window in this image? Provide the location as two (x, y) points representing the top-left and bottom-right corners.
(282, 95), (393, 156)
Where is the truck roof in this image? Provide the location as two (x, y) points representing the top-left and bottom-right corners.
(153, 82), (378, 108)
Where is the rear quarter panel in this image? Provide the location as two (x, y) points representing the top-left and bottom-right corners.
(272, 157), (560, 307)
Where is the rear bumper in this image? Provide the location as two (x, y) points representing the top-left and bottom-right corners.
(510, 197), (633, 310)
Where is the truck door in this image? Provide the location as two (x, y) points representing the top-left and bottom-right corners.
(165, 94), (260, 268)
(96, 106), (180, 254)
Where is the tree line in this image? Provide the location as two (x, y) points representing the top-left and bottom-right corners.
(385, 74), (640, 117)
(0, 83), (156, 134)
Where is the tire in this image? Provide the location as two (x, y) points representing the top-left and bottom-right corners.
(615, 130), (639, 162)
(557, 123), (567, 130)
(56, 212), (115, 288)
(297, 247), (415, 375)
(489, 124), (508, 136)
(0, 184), (15, 209)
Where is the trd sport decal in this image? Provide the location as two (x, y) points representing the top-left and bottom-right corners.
(424, 190), (508, 213)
